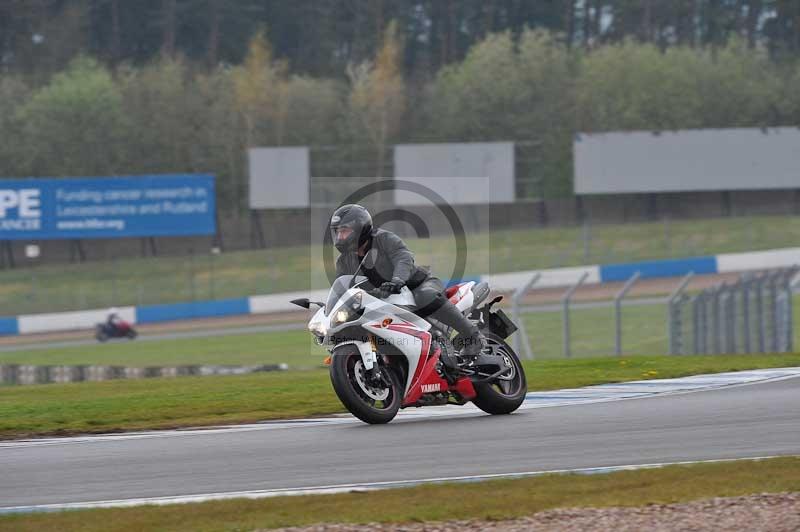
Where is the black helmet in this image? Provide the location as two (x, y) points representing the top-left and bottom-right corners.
(330, 204), (372, 252)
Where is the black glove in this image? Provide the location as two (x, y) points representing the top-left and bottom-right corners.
(378, 278), (405, 299)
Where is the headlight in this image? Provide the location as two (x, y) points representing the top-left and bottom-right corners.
(330, 292), (364, 328)
(308, 321), (327, 337)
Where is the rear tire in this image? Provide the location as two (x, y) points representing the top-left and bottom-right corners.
(471, 334), (527, 415)
(126, 329), (138, 340)
(330, 344), (402, 424)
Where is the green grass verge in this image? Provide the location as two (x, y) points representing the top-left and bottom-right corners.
(1, 354), (798, 440)
(2, 214), (799, 315)
(0, 330), (318, 367)
(2, 456), (798, 532)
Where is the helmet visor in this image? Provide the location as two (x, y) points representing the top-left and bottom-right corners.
(330, 221), (359, 249)
(334, 226), (354, 243)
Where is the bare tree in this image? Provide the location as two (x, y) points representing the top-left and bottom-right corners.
(161, 0), (176, 56)
(746, 0), (763, 48)
(207, 0), (220, 66)
(110, 0), (120, 62)
(348, 21), (406, 178)
(564, 0), (576, 48)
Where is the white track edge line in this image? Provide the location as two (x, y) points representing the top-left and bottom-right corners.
(1, 455), (795, 515)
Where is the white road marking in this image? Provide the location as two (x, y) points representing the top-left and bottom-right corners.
(0, 455), (792, 514)
(2, 367), (799, 449)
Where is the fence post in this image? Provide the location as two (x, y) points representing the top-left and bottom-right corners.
(742, 274), (752, 354)
(582, 222), (591, 264)
(776, 267), (798, 353)
(711, 284), (723, 354)
(788, 268), (800, 353)
(692, 293), (701, 354)
(700, 292), (709, 354)
(724, 284), (737, 354)
(668, 272), (694, 355)
(768, 272), (780, 353)
(562, 272), (589, 358)
(755, 273), (766, 353)
(511, 273), (542, 360)
(615, 271), (641, 356)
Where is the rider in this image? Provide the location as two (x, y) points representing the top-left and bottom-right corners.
(331, 204), (485, 360)
(106, 307), (123, 332)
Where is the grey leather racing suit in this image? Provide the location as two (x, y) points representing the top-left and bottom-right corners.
(334, 228), (483, 359)
(335, 228), (446, 317)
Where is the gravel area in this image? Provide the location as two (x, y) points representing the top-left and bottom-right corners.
(268, 492), (800, 532)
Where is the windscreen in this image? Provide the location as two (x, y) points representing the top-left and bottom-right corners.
(325, 275), (370, 315)
(325, 276), (353, 315)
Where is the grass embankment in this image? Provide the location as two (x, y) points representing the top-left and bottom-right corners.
(2, 214), (799, 315)
(2, 457), (798, 532)
(1, 353), (798, 440)
(0, 329), (315, 367)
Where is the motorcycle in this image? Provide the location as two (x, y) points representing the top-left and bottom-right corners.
(291, 273), (527, 424)
(95, 320), (138, 342)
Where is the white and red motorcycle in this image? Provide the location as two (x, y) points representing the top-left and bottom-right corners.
(292, 274), (527, 424)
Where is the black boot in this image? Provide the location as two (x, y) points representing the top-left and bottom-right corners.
(431, 301), (486, 360)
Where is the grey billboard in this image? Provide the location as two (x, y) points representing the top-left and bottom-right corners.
(248, 147), (310, 209)
(574, 127), (800, 194)
(394, 142), (515, 205)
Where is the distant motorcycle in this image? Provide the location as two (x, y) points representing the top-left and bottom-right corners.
(95, 320), (138, 342)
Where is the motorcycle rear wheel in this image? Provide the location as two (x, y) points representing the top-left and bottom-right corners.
(471, 333), (527, 415)
(330, 344), (402, 424)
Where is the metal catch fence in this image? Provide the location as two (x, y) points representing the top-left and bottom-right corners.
(668, 267), (799, 356)
(510, 267), (799, 360)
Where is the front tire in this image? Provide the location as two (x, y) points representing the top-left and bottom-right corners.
(471, 334), (527, 415)
(330, 344), (402, 424)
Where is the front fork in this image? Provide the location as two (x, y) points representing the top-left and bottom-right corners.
(352, 339), (378, 371)
(333, 337), (394, 388)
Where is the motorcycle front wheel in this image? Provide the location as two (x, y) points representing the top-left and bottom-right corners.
(329, 344), (402, 424)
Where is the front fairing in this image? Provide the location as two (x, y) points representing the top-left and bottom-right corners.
(309, 284), (428, 348)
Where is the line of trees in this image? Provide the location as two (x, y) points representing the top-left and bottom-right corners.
(2, 1), (799, 80)
(1, 5), (800, 209)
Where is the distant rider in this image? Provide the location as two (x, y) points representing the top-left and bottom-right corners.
(330, 204), (485, 360)
(106, 307), (123, 332)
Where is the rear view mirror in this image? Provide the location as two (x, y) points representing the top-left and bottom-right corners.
(290, 298), (311, 309)
(291, 298), (324, 309)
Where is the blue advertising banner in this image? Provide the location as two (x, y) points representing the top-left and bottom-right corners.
(0, 174), (215, 240)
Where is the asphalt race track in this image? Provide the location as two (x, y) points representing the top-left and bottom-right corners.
(1, 370), (799, 512)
